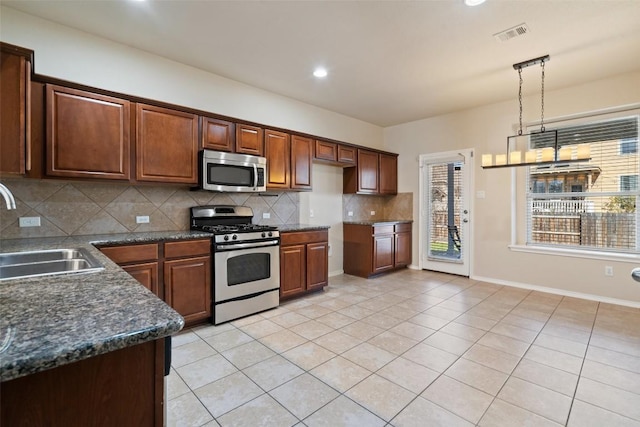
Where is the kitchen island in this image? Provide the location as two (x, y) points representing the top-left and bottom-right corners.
(0, 231), (209, 426)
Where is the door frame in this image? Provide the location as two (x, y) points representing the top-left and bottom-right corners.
(418, 148), (475, 276)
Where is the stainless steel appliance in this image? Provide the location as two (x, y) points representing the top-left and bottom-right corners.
(199, 150), (267, 192)
(190, 205), (280, 324)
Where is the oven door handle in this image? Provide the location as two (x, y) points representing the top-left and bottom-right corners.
(216, 240), (280, 250)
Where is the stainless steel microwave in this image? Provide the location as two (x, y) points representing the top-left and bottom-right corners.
(199, 150), (267, 192)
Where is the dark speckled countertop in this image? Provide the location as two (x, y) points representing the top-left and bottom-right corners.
(0, 231), (212, 382)
(343, 219), (413, 226)
(278, 224), (331, 232)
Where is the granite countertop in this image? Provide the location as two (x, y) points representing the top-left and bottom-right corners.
(278, 224), (331, 232)
(343, 219), (413, 225)
(0, 231), (212, 382)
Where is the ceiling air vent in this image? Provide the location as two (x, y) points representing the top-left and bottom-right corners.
(494, 23), (530, 42)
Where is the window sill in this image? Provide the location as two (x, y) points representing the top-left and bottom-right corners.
(508, 244), (640, 264)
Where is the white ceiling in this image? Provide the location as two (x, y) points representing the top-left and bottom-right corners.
(4, 0), (640, 127)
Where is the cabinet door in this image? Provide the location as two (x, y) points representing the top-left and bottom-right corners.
(136, 104), (198, 184)
(337, 145), (356, 164)
(236, 124), (264, 156)
(164, 256), (211, 326)
(290, 135), (312, 190)
(314, 140), (337, 162)
(265, 129), (290, 189)
(373, 234), (394, 273)
(46, 85), (131, 180)
(280, 244), (306, 298)
(357, 149), (379, 194)
(122, 262), (159, 296)
(0, 49), (30, 174)
(379, 153), (398, 195)
(306, 242), (328, 291)
(202, 117), (235, 152)
(394, 232), (412, 267)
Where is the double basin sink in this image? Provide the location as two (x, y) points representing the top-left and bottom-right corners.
(0, 248), (104, 281)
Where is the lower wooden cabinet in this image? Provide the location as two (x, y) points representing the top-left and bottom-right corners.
(164, 256), (211, 326)
(122, 262), (159, 295)
(280, 229), (328, 300)
(344, 222), (412, 278)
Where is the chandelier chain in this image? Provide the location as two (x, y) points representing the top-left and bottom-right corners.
(518, 67), (523, 135)
(540, 60), (546, 132)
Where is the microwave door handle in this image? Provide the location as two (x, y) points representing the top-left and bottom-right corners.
(253, 164), (258, 190)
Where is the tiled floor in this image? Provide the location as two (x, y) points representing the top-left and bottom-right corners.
(166, 269), (640, 427)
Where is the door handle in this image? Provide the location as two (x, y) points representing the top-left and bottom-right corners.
(632, 268), (640, 283)
(463, 219), (469, 223)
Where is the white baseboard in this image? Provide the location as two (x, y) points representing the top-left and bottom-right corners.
(328, 269), (344, 277)
(408, 264), (420, 270)
(471, 274), (640, 309)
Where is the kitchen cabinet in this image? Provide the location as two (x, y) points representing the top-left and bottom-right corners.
(265, 129), (290, 189)
(99, 243), (160, 296)
(136, 104), (198, 184)
(164, 239), (211, 326)
(236, 123), (264, 156)
(201, 116), (235, 152)
(0, 43), (32, 175)
(344, 222), (412, 278)
(338, 145), (356, 164)
(280, 229), (328, 299)
(290, 135), (312, 190)
(343, 149), (398, 195)
(45, 84), (131, 180)
(314, 140), (356, 166)
(379, 153), (398, 195)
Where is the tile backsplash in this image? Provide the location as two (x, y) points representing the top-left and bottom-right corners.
(0, 178), (299, 239)
(342, 192), (413, 222)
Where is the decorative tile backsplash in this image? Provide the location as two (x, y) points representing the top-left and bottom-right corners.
(0, 178), (299, 239)
(342, 193), (413, 222)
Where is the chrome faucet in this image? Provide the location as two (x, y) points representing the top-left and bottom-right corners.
(0, 183), (17, 210)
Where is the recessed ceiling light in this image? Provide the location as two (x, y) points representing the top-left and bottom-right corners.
(465, 0), (486, 5)
(313, 68), (328, 78)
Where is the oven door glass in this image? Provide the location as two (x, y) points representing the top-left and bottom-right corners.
(215, 245), (280, 302)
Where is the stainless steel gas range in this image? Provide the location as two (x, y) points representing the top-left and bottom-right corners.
(190, 205), (280, 325)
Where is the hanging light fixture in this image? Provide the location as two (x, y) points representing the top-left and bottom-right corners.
(482, 55), (591, 169)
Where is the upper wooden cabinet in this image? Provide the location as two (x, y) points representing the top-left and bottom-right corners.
(236, 124), (264, 156)
(46, 85), (131, 180)
(337, 145), (356, 164)
(201, 117), (235, 152)
(379, 153), (398, 195)
(290, 135), (312, 190)
(0, 44), (32, 175)
(344, 149), (398, 195)
(265, 129), (290, 189)
(314, 140), (337, 162)
(136, 104), (198, 184)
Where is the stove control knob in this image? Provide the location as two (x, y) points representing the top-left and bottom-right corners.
(261, 232), (266, 238)
(224, 235), (229, 241)
(232, 234), (238, 240)
(268, 231), (273, 237)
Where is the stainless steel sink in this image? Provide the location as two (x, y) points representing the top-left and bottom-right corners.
(0, 248), (104, 281)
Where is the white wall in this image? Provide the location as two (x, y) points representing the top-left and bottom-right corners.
(385, 71), (640, 304)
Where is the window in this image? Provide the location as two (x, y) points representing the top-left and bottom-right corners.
(526, 114), (639, 253)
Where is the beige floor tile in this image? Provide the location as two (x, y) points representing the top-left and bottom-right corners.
(195, 371), (264, 418)
(282, 341), (336, 370)
(454, 313), (498, 331)
(338, 305), (375, 320)
(314, 330), (363, 354)
(342, 342), (396, 371)
(510, 307), (552, 323)
(524, 345), (583, 375)
(242, 355), (304, 391)
(540, 323), (592, 344)
(290, 319), (334, 340)
(340, 320), (385, 341)
(421, 375), (493, 424)
(490, 322), (539, 343)
(362, 313), (403, 329)
(479, 398), (562, 427)
(581, 359), (640, 395)
(499, 313), (546, 332)
(392, 396), (474, 427)
(204, 329), (254, 353)
(423, 331), (475, 356)
(575, 377), (640, 421)
(424, 306), (463, 321)
(167, 368), (190, 400)
(216, 394), (297, 427)
(191, 323), (236, 339)
(437, 299), (476, 312)
(171, 339), (217, 368)
(586, 346), (640, 374)
(534, 333), (587, 357)
(270, 373), (339, 419)
(258, 329), (308, 353)
(439, 322), (486, 342)
(269, 311), (311, 328)
(315, 312), (356, 329)
(589, 333), (640, 358)
(295, 304), (334, 319)
(367, 331), (418, 355)
(389, 321), (436, 341)
(230, 314), (265, 327)
(346, 374), (416, 421)
(403, 343), (458, 373)
(568, 399), (640, 427)
(477, 332), (530, 357)
(310, 356), (371, 392)
(257, 305), (291, 319)
(498, 377), (572, 424)
(512, 358), (579, 396)
(462, 343), (521, 374)
(407, 313), (449, 330)
(546, 315), (593, 332)
(304, 395), (386, 427)
(172, 330), (201, 347)
(380, 304), (422, 320)
(201, 421), (221, 427)
(176, 354), (238, 390)
(377, 357), (439, 394)
(316, 297), (352, 311)
(166, 392), (214, 427)
(222, 340), (276, 369)
(445, 358), (508, 396)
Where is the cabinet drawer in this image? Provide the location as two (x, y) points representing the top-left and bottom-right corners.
(164, 239), (211, 259)
(395, 223), (412, 233)
(373, 225), (394, 235)
(281, 230), (328, 246)
(100, 243), (158, 264)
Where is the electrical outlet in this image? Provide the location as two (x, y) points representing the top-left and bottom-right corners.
(262, 212), (271, 219)
(328, 243), (332, 257)
(136, 216), (150, 224)
(310, 209), (314, 218)
(19, 216), (41, 227)
(604, 266), (614, 277)
(348, 211), (353, 217)
(370, 210), (376, 216)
